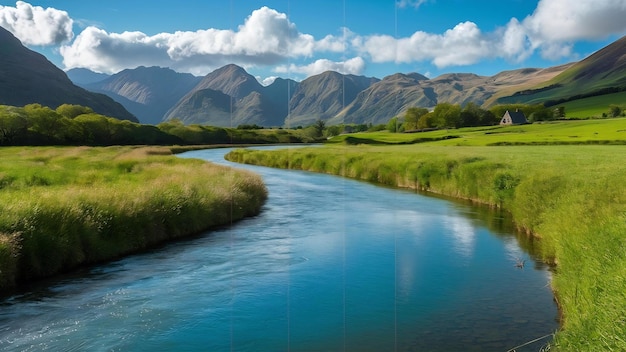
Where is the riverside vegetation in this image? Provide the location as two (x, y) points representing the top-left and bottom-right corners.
(0, 146), (267, 291)
(225, 118), (626, 351)
(0, 103), (320, 146)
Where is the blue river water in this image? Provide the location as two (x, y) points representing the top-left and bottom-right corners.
(0, 146), (558, 351)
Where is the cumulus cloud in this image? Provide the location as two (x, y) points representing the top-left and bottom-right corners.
(358, 21), (493, 68)
(498, 18), (534, 62)
(524, 0), (626, 42)
(357, 0), (626, 67)
(519, 0), (626, 60)
(61, 6), (325, 75)
(274, 57), (366, 77)
(0, 1), (73, 45)
(315, 33), (347, 52)
(59, 27), (172, 73)
(6, 0), (626, 78)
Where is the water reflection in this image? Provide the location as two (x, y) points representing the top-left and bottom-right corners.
(0, 147), (558, 352)
(444, 215), (476, 259)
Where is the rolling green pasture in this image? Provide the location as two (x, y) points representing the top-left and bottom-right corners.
(328, 117), (626, 146)
(0, 146), (267, 290)
(558, 91), (626, 118)
(226, 136), (626, 351)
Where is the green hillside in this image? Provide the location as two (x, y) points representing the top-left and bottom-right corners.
(497, 36), (626, 106)
(559, 91), (626, 118)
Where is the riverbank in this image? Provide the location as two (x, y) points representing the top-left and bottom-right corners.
(225, 144), (626, 351)
(0, 146), (267, 292)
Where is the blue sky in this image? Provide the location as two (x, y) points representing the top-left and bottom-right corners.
(1, 0), (625, 84)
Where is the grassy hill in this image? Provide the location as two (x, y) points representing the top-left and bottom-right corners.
(558, 91), (626, 118)
(496, 36), (626, 107)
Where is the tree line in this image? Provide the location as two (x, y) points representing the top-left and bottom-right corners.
(0, 104), (314, 146)
(384, 102), (574, 133)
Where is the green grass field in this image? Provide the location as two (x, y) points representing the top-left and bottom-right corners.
(558, 91), (626, 118)
(328, 117), (626, 146)
(226, 120), (626, 351)
(0, 146), (267, 290)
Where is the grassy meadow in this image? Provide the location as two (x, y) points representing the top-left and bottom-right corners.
(0, 146), (267, 291)
(558, 91), (626, 119)
(225, 119), (626, 351)
(329, 116), (626, 146)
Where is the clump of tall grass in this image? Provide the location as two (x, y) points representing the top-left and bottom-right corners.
(226, 144), (626, 351)
(0, 146), (267, 290)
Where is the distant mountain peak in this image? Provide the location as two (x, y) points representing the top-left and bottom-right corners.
(66, 68), (110, 85)
(64, 34), (626, 128)
(80, 65), (202, 124)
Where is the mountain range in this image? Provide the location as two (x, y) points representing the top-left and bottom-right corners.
(71, 62), (577, 127)
(0, 27), (137, 122)
(2, 21), (624, 127)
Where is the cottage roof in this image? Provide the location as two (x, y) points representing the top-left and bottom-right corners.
(504, 110), (527, 124)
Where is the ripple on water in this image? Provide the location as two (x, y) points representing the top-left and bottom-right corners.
(0, 147), (558, 351)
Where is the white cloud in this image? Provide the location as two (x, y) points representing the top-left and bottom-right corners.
(358, 0), (626, 68)
(524, 0), (626, 42)
(60, 27), (173, 74)
(315, 33), (346, 52)
(519, 0), (626, 60)
(274, 57), (366, 77)
(359, 22), (492, 68)
(6, 0), (626, 78)
(498, 18), (534, 63)
(0, 1), (73, 45)
(258, 76), (278, 86)
(60, 6), (323, 75)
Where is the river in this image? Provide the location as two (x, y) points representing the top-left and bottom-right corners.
(0, 146), (558, 351)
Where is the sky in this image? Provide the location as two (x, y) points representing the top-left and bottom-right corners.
(1, 0), (625, 85)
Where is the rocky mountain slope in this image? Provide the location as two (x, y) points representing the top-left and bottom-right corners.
(162, 64), (571, 126)
(164, 64), (298, 127)
(0, 27), (136, 122)
(81, 66), (201, 124)
(70, 35), (626, 127)
(285, 71), (380, 127)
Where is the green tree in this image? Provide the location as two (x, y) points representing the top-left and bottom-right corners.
(314, 119), (326, 137)
(404, 107), (429, 130)
(74, 113), (112, 144)
(0, 106), (28, 145)
(528, 108), (553, 122)
(459, 102), (498, 127)
(432, 103), (461, 129)
(386, 117), (403, 132)
(459, 102), (482, 127)
(326, 125), (342, 137)
(609, 104), (622, 118)
(157, 119), (185, 134)
(24, 104), (65, 143)
(56, 104), (94, 119)
(553, 106), (566, 119)
(416, 112), (435, 129)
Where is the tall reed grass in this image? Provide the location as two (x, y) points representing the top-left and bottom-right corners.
(226, 144), (626, 351)
(0, 146), (267, 290)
